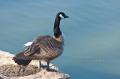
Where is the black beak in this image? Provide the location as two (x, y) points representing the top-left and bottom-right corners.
(65, 16), (69, 18)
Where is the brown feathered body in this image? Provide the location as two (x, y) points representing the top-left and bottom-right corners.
(15, 35), (64, 63)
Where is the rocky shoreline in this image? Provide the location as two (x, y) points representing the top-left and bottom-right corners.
(0, 50), (70, 79)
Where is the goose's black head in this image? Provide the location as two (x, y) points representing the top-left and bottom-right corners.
(57, 12), (69, 19)
(54, 12), (69, 38)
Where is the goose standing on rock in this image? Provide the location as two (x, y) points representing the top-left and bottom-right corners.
(13, 12), (69, 71)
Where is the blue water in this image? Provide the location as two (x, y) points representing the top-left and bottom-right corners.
(0, 0), (120, 79)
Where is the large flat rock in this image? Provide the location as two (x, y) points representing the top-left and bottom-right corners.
(0, 50), (70, 79)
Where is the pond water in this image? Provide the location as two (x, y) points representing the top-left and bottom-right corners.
(0, 0), (120, 79)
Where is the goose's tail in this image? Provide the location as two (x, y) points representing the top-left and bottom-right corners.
(12, 50), (32, 66)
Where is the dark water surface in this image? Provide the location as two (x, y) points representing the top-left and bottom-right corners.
(0, 0), (120, 79)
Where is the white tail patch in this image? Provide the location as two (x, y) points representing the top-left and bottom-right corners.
(24, 41), (33, 47)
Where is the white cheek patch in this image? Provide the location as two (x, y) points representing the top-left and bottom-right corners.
(59, 14), (64, 19)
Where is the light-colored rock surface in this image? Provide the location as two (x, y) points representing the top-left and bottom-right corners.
(0, 50), (15, 65)
(0, 50), (70, 79)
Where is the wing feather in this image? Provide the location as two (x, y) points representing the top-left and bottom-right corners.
(23, 35), (63, 57)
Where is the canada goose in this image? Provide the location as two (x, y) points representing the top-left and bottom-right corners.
(13, 12), (69, 71)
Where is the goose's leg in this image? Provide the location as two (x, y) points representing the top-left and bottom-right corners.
(47, 61), (50, 71)
(39, 60), (41, 70)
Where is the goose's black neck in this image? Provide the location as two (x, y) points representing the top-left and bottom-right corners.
(54, 15), (62, 38)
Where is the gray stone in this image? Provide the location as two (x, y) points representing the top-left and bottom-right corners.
(0, 50), (70, 79)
